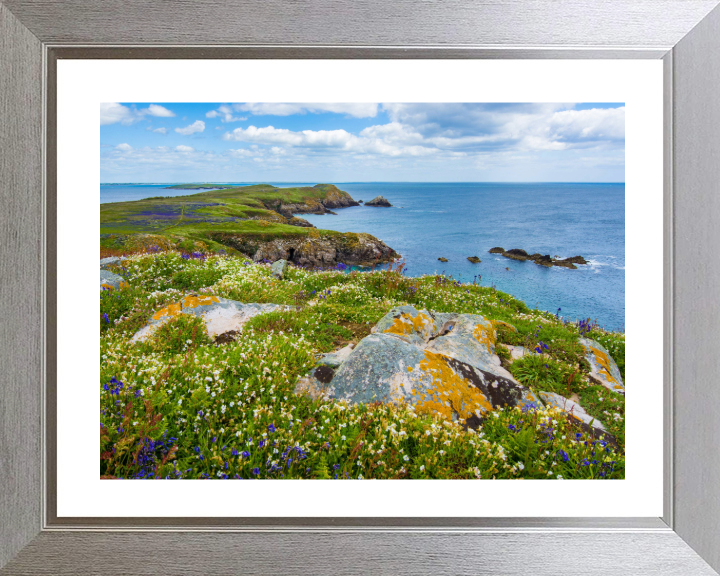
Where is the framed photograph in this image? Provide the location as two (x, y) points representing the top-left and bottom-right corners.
(2, 1), (720, 574)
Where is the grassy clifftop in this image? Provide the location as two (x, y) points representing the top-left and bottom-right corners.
(101, 184), (371, 259)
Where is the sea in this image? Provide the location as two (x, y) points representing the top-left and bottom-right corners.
(101, 182), (625, 331)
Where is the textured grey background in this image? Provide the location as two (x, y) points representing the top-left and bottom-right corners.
(1, 0), (720, 574)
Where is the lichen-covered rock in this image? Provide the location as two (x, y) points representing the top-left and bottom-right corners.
(314, 305), (542, 427)
(100, 269), (128, 290)
(580, 338), (625, 393)
(372, 305), (438, 346)
(538, 391), (607, 432)
(131, 295), (286, 342)
(100, 256), (127, 270)
(317, 343), (355, 368)
(271, 259), (288, 279)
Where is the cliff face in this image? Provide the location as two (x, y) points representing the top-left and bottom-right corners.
(251, 232), (398, 268)
(265, 184), (359, 217)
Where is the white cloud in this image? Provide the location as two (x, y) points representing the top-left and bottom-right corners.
(153, 127), (168, 134)
(223, 124), (436, 157)
(140, 104), (176, 118)
(115, 143), (133, 151)
(175, 145), (194, 152)
(101, 103), (134, 125)
(237, 103), (378, 118)
(206, 104), (247, 123)
(175, 120), (205, 135)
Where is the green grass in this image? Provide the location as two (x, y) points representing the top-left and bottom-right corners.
(100, 250), (625, 480)
(100, 183), (371, 259)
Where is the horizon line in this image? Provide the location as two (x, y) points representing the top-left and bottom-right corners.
(101, 180), (626, 185)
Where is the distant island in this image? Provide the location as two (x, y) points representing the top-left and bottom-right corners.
(165, 184), (236, 190)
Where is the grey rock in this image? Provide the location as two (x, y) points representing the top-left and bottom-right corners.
(311, 305), (542, 428)
(271, 259), (288, 279)
(131, 295), (287, 342)
(580, 337), (625, 393)
(100, 269), (127, 290)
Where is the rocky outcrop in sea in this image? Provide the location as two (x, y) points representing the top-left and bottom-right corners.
(365, 196), (393, 207)
(489, 247), (588, 269)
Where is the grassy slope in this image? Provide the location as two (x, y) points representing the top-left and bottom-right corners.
(100, 251), (625, 480)
(100, 184), (353, 245)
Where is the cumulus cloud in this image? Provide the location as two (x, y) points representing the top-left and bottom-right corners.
(175, 120), (205, 135)
(206, 104), (247, 123)
(175, 145), (194, 152)
(115, 143), (133, 151)
(152, 127), (168, 134)
(140, 104), (175, 117)
(101, 103), (134, 126)
(236, 103), (379, 118)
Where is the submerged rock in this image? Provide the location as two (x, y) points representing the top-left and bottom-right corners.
(100, 269), (128, 291)
(365, 196), (392, 207)
(303, 305), (541, 427)
(131, 295), (286, 342)
(580, 338), (625, 393)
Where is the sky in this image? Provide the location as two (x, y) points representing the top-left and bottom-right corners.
(100, 103), (625, 183)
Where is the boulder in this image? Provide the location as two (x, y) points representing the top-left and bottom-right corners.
(506, 345), (530, 360)
(317, 343), (355, 368)
(365, 196), (392, 207)
(488, 247), (505, 254)
(100, 269), (128, 291)
(271, 259), (288, 279)
(131, 295), (286, 342)
(438, 257), (448, 262)
(100, 256), (127, 270)
(538, 391), (607, 432)
(309, 305), (542, 428)
(580, 338), (625, 393)
(467, 256), (481, 263)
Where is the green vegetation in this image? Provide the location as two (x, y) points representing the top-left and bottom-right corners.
(100, 249), (625, 480)
(100, 183), (361, 259)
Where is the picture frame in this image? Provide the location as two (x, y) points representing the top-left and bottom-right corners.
(1, 1), (719, 573)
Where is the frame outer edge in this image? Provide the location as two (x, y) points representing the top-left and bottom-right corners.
(671, 3), (720, 574)
(0, 1), (44, 570)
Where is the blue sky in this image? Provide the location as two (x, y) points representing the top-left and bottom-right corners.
(100, 103), (625, 183)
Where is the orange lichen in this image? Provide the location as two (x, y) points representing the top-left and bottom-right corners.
(407, 366), (413, 372)
(414, 350), (493, 423)
(382, 312), (434, 339)
(152, 302), (182, 321)
(589, 346), (619, 385)
(182, 295), (220, 309)
(100, 283), (114, 290)
(473, 323), (496, 350)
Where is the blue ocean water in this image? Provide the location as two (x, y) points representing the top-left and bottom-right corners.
(100, 182), (625, 331)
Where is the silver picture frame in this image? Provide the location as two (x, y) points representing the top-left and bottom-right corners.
(2, 1), (720, 573)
